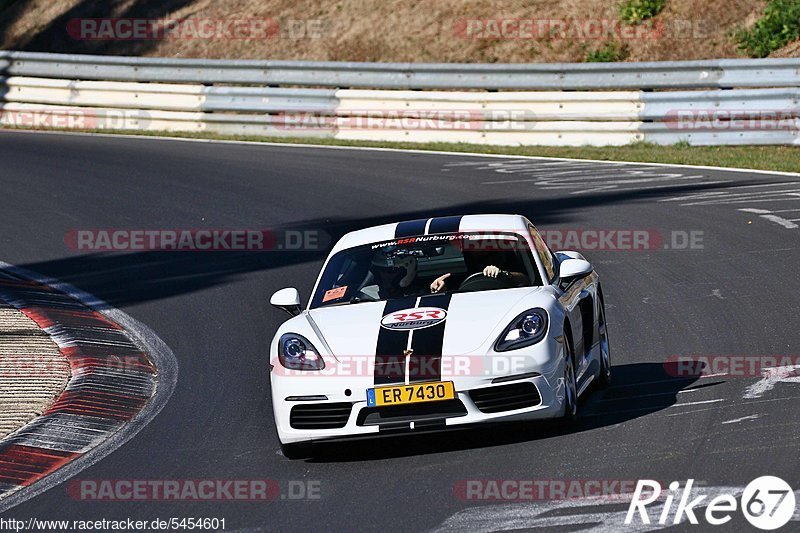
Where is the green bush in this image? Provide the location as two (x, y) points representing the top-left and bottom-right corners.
(585, 41), (629, 62)
(735, 0), (800, 57)
(619, 0), (667, 24)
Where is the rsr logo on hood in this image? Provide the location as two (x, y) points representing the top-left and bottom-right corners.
(380, 307), (447, 331)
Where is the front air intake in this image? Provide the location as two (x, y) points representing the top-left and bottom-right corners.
(289, 402), (352, 429)
(469, 382), (541, 413)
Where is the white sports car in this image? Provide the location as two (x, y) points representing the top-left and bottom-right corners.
(269, 214), (610, 457)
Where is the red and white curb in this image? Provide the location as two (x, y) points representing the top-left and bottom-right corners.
(0, 262), (177, 512)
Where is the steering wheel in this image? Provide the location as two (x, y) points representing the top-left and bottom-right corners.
(457, 272), (514, 292)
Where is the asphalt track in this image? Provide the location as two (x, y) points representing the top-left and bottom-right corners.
(0, 130), (799, 532)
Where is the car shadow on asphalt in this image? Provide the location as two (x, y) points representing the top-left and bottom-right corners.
(14, 180), (750, 311)
(299, 361), (723, 462)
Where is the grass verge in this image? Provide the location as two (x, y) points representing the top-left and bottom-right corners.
(735, 0), (800, 57)
(619, 0), (667, 24)
(3, 126), (800, 173)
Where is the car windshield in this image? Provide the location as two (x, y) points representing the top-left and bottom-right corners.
(310, 232), (541, 308)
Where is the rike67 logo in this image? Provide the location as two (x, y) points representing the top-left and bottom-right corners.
(626, 477), (796, 530)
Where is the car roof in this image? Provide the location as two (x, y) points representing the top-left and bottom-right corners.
(331, 214), (532, 254)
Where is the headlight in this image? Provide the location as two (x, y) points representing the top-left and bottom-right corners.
(278, 333), (325, 370)
(494, 309), (549, 352)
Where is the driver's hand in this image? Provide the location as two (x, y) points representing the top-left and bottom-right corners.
(483, 265), (501, 278)
(430, 273), (451, 293)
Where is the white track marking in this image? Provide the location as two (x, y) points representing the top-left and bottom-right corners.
(552, 176), (717, 195)
(761, 215), (799, 229)
(671, 399), (725, 407)
(743, 365), (800, 399)
(721, 415), (760, 424)
(0, 261), (179, 514)
(599, 388), (705, 402)
(481, 167), (716, 194)
(665, 395), (800, 417)
(660, 184), (800, 223)
(678, 192), (800, 206)
(662, 182), (800, 201)
(666, 407), (725, 417)
(482, 169), (624, 185)
(6, 128), (800, 178)
(432, 487), (800, 533)
(568, 180), (730, 194)
(739, 208), (799, 229)
(10, 129), (800, 233)
(595, 398), (725, 417)
(468, 160), (599, 173)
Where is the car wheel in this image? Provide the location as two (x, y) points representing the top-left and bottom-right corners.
(561, 336), (578, 422)
(280, 442), (312, 460)
(598, 301), (611, 388)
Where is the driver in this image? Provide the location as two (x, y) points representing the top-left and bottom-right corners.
(430, 249), (527, 293)
(370, 251), (427, 299)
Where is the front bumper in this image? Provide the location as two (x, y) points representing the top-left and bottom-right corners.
(271, 340), (567, 445)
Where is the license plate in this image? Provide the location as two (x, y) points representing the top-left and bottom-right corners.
(366, 381), (456, 407)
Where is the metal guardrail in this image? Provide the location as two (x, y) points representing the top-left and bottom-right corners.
(1, 52), (798, 146)
(1, 77), (339, 113)
(1, 51), (800, 90)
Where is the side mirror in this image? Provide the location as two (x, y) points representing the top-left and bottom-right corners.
(270, 287), (301, 316)
(559, 258), (593, 281)
(556, 250), (586, 261)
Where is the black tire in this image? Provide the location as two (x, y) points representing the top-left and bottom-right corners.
(598, 298), (612, 388)
(560, 333), (578, 423)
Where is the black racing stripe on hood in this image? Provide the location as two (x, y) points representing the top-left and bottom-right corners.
(374, 296), (416, 386)
(408, 293), (452, 383)
(395, 219), (428, 238)
(427, 216), (463, 235)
